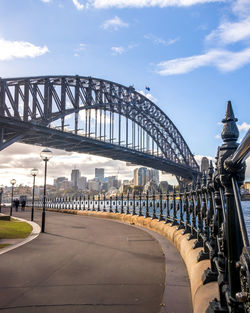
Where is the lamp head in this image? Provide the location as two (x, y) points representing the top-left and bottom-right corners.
(10, 179), (16, 186)
(31, 168), (39, 176)
(40, 148), (53, 162)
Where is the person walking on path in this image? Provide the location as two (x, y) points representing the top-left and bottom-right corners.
(21, 199), (26, 211)
(14, 199), (19, 212)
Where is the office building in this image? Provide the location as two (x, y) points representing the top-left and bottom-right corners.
(71, 169), (80, 188)
(54, 177), (68, 189)
(95, 168), (104, 183)
(78, 176), (87, 190)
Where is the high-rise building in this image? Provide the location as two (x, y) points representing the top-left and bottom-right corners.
(88, 178), (100, 192)
(95, 168), (104, 183)
(134, 169), (139, 185)
(71, 169), (80, 188)
(78, 176), (87, 190)
(107, 176), (120, 189)
(54, 177), (68, 189)
(134, 168), (159, 186)
(149, 169), (159, 185)
(138, 167), (148, 186)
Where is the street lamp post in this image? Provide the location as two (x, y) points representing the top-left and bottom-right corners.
(10, 179), (16, 217)
(40, 148), (53, 233)
(0, 186), (3, 213)
(30, 168), (38, 221)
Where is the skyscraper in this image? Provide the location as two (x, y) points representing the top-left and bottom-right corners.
(134, 167), (148, 186)
(134, 168), (139, 185)
(134, 167), (159, 186)
(149, 169), (159, 185)
(78, 176), (87, 190)
(71, 169), (80, 188)
(95, 168), (104, 183)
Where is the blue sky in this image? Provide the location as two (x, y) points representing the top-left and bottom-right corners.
(0, 0), (249, 185)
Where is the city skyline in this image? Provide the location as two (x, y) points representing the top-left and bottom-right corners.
(0, 0), (249, 186)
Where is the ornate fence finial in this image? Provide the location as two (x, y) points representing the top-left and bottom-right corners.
(202, 170), (207, 188)
(207, 160), (214, 185)
(221, 101), (239, 145)
(192, 177), (196, 191)
(196, 173), (201, 189)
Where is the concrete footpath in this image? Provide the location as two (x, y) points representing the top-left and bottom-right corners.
(0, 207), (192, 313)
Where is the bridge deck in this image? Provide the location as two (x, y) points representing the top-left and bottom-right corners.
(0, 208), (192, 313)
(0, 117), (196, 179)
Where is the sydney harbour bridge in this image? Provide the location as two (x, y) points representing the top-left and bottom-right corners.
(0, 75), (199, 180)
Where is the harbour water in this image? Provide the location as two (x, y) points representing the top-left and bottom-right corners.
(242, 201), (250, 238)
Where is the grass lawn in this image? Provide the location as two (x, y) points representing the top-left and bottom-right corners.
(0, 244), (11, 249)
(0, 219), (32, 239)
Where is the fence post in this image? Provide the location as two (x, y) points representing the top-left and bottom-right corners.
(145, 190), (149, 218)
(121, 193), (124, 214)
(115, 194), (118, 213)
(183, 186), (191, 234)
(158, 192), (163, 221)
(151, 190), (156, 220)
(177, 191), (184, 229)
(217, 102), (244, 304)
(193, 175), (203, 248)
(197, 172), (210, 261)
(127, 192), (130, 214)
(97, 193), (100, 211)
(132, 191), (135, 215)
(207, 102), (247, 312)
(202, 161), (218, 285)
(138, 192), (142, 216)
(171, 187), (178, 226)
(165, 191), (170, 224)
(86, 194), (89, 211)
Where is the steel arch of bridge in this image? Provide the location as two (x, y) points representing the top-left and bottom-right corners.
(0, 75), (199, 180)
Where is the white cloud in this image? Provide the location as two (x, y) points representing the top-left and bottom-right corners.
(232, 0), (250, 18)
(111, 43), (138, 55)
(111, 46), (125, 55)
(102, 16), (129, 31)
(88, 0), (223, 9)
(0, 38), (49, 61)
(238, 122), (250, 132)
(74, 43), (87, 56)
(206, 0), (250, 47)
(206, 17), (250, 45)
(72, 0), (85, 10)
(137, 90), (157, 103)
(41, 0), (51, 2)
(156, 48), (250, 75)
(0, 143), (135, 186)
(144, 33), (179, 46)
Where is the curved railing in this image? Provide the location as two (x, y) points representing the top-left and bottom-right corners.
(28, 101), (250, 312)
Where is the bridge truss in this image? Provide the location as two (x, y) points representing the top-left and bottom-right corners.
(0, 75), (199, 180)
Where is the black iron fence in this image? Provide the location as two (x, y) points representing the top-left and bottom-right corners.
(28, 102), (250, 313)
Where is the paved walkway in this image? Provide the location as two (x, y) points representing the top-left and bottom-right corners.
(0, 207), (192, 313)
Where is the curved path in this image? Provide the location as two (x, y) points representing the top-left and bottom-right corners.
(0, 208), (192, 313)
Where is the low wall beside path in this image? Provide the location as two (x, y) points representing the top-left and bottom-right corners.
(42, 207), (219, 313)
